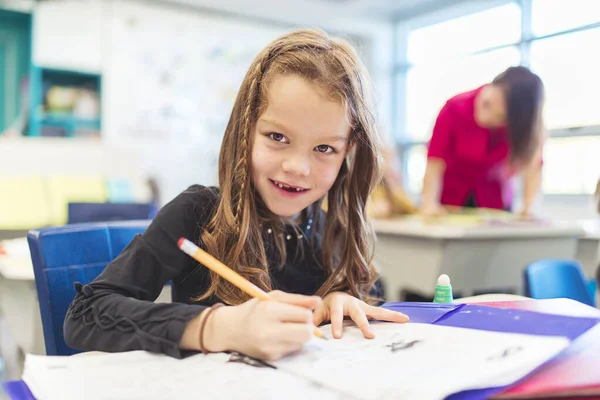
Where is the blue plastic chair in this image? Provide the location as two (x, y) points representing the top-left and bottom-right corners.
(587, 279), (598, 306)
(27, 221), (150, 356)
(67, 202), (155, 224)
(524, 259), (595, 306)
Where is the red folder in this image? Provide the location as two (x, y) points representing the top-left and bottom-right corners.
(483, 299), (600, 399)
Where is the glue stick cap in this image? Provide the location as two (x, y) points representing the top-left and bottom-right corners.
(433, 274), (453, 304)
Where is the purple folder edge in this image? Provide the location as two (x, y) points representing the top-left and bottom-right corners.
(381, 301), (464, 324)
(3, 381), (35, 400)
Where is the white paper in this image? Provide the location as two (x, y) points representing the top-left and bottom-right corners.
(274, 322), (570, 400)
(23, 351), (343, 400)
(23, 323), (570, 400)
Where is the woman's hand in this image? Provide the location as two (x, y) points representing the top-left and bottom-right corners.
(517, 208), (534, 220)
(312, 292), (409, 339)
(202, 291), (321, 361)
(419, 203), (446, 217)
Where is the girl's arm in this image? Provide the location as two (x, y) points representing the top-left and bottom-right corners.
(64, 185), (321, 361)
(63, 186), (216, 358)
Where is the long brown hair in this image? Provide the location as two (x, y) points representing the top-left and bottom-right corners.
(197, 28), (383, 305)
(492, 66), (544, 165)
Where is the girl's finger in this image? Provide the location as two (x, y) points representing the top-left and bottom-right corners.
(312, 304), (327, 327)
(329, 297), (345, 339)
(277, 322), (315, 344)
(283, 341), (304, 356)
(348, 302), (374, 339)
(363, 305), (409, 323)
(265, 301), (314, 324)
(269, 290), (323, 310)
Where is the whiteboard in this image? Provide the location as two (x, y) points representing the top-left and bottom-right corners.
(103, 1), (286, 203)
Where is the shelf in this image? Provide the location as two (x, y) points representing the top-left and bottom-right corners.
(37, 113), (101, 130)
(28, 66), (102, 137)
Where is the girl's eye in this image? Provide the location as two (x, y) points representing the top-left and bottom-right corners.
(269, 133), (287, 143)
(315, 144), (334, 154)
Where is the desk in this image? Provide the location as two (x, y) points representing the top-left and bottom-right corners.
(0, 254), (43, 382)
(0, 231), (28, 242)
(373, 216), (583, 301)
(0, 247), (172, 381)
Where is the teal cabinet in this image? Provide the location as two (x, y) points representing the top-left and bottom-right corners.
(28, 67), (101, 137)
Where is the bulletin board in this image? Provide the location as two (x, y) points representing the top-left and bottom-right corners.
(103, 1), (286, 202)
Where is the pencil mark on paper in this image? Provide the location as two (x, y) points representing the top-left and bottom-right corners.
(386, 335), (423, 353)
(227, 352), (276, 369)
(487, 346), (523, 361)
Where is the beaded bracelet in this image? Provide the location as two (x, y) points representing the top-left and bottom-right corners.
(199, 302), (224, 354)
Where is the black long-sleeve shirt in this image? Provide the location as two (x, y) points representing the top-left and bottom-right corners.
(64, 185), (332, 358)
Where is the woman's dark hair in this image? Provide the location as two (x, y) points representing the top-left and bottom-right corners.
(493, 66), (544, 164)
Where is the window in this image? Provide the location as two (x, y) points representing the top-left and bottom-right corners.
(404, 145), (428, 194)
(406, 46), (520, 141)
(530, 28), (600, 129)
(543, 137), (600, 194)
(532, 0), (600, 37)
(407, 3), (521, 64)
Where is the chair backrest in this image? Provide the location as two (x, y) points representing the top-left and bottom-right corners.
(28, 220), (150, 356)
(587, 278), (598, 307)
(67, 202), (153, 224)
(524, 259), (594, 306)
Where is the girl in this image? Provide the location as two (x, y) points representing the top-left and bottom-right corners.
(64, 29), (408, 362)
(420, 66), (545, 216)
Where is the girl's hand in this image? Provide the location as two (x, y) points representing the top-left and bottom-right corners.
(204, 291), (321, 361)
(312, 292), (409, 339)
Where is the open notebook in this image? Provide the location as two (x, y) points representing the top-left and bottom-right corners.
(22, 322), (570, 400)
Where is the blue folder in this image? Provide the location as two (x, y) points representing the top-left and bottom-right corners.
(5, 302), (599, 400)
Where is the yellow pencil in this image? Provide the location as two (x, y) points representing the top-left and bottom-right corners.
(177, 237), (325, 339)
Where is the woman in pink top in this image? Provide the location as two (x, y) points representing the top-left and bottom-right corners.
(421, 66), (545, 216)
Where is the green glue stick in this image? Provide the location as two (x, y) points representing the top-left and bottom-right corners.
(433, 274), (454, 304)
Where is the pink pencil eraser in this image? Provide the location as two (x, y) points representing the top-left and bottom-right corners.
(177, 238), (186, 248)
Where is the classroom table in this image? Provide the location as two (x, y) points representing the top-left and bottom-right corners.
(0, 244), (172, 381)
(0, 231), (28, 242)
(0, 253), (44, 381)
(372, 216), (583, 301)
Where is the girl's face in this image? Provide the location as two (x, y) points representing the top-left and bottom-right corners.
(251, 74), (351, 218)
